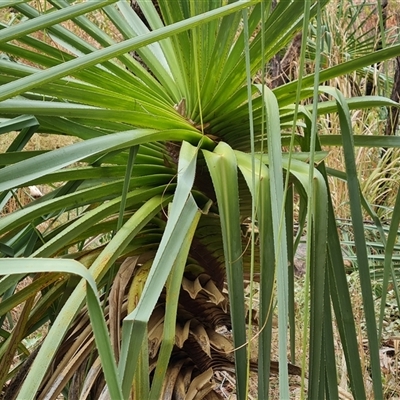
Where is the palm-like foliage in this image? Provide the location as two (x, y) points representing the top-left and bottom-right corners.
(1, 1), (400, 399)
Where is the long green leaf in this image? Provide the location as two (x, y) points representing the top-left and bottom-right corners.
(379, 187), (400, 338)
(0, 258), (123, 400)
(275, 43), (400, 105)
(236, 151), (273, 400)
(326, 203), (366, 398)
(16, 195), (167, 397)
(303, 4), (326, 395)
(203, 142), (248, 399)
(118, 141), (200, 398)
(320, 135), (400, 148)
(329, 87), (383, 399)
(256, 85), (290, 398)
(0, 129), (208, 193)
(0, 115), (39, 209)
(149, 201), (208, 399)
(0, 1), (117, 45)
(0, 0), (256, 102)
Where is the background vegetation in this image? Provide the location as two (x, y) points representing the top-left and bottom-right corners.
(0, 0), (400, 398)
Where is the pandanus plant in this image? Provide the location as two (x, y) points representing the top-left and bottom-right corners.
(0, 0), (400, 398)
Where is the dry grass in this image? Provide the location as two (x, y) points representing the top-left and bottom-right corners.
(317, 0), (400, 221)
